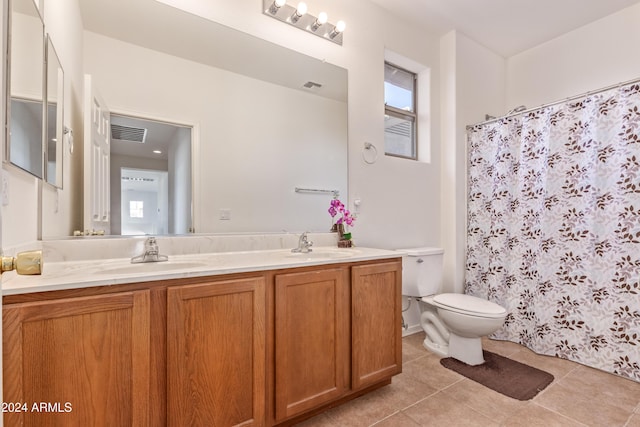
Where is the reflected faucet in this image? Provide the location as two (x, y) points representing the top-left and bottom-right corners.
(131, 237), (169, 263)
(292, 232), (313, 253)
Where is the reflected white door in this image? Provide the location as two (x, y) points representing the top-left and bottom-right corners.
(83, 74), (110, 233)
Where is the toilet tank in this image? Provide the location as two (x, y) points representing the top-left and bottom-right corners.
(397, 247), (444, 297)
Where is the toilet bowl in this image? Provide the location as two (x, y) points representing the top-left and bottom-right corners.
(422, 293), (506, 365)
(399, 247), (507, 366)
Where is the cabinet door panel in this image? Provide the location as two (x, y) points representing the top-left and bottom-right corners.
(3, 291), (150, 427)
(352, 261), (402, 390)
(167, 277), (265, 427)
(274, 268), (347, 421)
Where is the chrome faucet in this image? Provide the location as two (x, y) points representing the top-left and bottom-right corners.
(292, 232), (313, 253)
(131, 237), (169, 263)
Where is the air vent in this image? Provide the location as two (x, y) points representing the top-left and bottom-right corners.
(111, 124), (148, 143)
(303, 81), (322, 89)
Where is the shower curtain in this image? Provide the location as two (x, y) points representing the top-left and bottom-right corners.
(466, 82), (640, 382)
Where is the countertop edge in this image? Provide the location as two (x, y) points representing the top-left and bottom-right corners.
(2, 247), (403, 296)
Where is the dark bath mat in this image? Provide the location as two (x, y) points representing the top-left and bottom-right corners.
(440, 350), (554, 401)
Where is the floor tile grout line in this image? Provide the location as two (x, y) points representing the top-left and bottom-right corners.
(367, 410), (401, 427)
(521, 402), (590, 427)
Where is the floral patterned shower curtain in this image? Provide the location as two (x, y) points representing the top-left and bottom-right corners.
(466, 82), (640, 382)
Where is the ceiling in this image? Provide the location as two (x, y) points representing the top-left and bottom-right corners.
(368, 0), (640, 57)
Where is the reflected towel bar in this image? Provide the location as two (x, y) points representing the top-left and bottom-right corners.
(295, 187), (340, 198)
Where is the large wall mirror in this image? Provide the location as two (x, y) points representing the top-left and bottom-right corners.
(7, 0), (44, 179)
(42, 0), (348, 238)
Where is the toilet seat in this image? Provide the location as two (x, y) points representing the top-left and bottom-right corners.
(425, 293), (506, 319)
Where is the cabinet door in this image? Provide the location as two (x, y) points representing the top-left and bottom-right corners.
(167, 277), (265, 427)
(274, 268), (348, 422)
(352, 261), (402, 390)
(3, 290), (150, 427)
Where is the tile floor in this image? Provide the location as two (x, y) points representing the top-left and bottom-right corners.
(297, 332), (640, 427)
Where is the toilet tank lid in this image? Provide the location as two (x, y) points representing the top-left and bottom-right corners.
(397, 247), (444, 256)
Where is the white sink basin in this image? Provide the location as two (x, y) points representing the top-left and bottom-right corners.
(99, 261), (208, 275)
(285, 249), (358, 260)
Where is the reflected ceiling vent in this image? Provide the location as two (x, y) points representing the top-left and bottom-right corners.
(111, 124), (148, 143)
(303, 81), (322, 89)
(122, 176), (155, 183)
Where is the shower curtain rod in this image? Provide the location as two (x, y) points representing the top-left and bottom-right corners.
(466, 75), (640, 129)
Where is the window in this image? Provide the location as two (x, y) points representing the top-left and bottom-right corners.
(129, 200), (144, 218)
(384, 62), (417, 159)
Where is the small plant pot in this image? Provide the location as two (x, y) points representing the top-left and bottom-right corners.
(337, 239), (353, 248)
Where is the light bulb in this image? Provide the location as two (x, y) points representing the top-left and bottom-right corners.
(329, 20), (346, 39)
(311, 11), (328, 31)
(269, 0), (286, 14)
(291, 1), (306, 23)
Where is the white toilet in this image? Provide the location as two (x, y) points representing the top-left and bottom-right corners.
(400, 247), (507, 366)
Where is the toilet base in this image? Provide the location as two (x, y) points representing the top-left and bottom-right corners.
(448, 334), (485, 366)
(423, 337), (448, 358)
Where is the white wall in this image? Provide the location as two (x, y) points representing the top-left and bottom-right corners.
(507, 3), (640, 109)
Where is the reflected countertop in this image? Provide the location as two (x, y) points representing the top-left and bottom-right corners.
(2, 246), (402, 296)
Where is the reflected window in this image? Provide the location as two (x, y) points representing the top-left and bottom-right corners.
(130, 201), (144, 218)
(384, 62), (417, 159)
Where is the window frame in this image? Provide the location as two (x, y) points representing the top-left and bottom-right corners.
(384, 61), (418, 160)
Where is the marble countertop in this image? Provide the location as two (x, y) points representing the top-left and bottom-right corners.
(2, 246), (402, 295)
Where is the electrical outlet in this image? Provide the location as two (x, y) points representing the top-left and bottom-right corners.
(219, 209), (231, 220)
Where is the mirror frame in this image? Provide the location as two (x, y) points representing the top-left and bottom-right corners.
(44, 33), (63, 188)
(5, 0), (46, 180)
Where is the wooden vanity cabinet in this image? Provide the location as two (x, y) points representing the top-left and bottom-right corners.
(3, 290), (151, 427)
(269, 259), (402, 425)
(273, 268), (349, 422)
(167, 276), (266, 427)
(3, 258), (402, 427)
(351, 261), (403, 390)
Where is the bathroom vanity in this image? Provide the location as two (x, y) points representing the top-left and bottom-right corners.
(2, 246), (402, 426)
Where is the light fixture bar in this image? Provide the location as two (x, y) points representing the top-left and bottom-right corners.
(262, 0), (344, 46)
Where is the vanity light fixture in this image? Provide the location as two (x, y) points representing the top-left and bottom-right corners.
(262, 0), (345, 45)
(153, 150), (162, 154)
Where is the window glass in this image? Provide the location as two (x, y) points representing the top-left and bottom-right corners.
(130, 200), (144, 218)
(384, 63), (414, 112)
(384, 62), (416, 159)
(384, 111), (415, 158)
